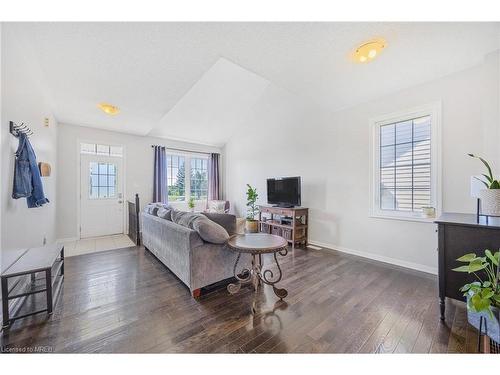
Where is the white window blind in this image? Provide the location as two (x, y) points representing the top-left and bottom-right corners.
(379, 115), (432, 212)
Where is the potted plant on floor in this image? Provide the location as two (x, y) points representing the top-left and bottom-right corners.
(453, 249), (500, 347)
(245, 184), (259, 233)
(469, 154), (500, 216)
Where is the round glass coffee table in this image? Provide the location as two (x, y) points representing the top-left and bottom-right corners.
(226, 233), (289, 307)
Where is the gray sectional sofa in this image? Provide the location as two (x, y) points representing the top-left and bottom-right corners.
(140, 207), (250, 297)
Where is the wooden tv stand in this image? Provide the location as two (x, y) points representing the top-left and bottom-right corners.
(258, 205), (308, 250)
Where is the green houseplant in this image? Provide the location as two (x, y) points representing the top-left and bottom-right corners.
(453, 249), (500, 344)
(188, 197), (195, 212)
(245, 184), (259, 233)
(469, 154), (500, 216)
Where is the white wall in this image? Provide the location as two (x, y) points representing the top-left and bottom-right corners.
(0, 22), (3, 271)
(56, 123), (221, 240)
(1, 24), (58, 258)
(225, 51), (500, 274)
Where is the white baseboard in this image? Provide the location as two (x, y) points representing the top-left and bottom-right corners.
(308, 240), (438, 275)
(57, 237), (78, 243)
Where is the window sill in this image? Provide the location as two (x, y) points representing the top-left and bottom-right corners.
(369, 213), (437, 224)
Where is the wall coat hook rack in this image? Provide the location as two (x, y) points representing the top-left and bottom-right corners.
(9, 121), (34, 138)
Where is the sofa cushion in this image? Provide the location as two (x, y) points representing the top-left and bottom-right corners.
(191, 216), (230, 244)
(157, 207), (172, 221)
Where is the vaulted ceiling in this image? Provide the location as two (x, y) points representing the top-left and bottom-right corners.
(8, 22), (500, 146)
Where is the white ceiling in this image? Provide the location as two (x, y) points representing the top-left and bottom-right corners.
(149, 58), (270, 145)
(9, 22), (500, 145)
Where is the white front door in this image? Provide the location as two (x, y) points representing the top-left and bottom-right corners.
(80, 154), (124, 238)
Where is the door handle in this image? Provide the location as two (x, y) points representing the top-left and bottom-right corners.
(118, 200), (123, 204)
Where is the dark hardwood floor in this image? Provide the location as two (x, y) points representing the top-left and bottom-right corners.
(0, 245), (478, 353)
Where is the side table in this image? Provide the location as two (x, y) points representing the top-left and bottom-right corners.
(226, 233), (288, 312)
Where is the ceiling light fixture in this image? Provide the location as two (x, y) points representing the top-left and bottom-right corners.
(98, 103), (120, 115)
(354, 39), (386, 63)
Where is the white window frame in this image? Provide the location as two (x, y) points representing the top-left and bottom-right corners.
(166, 150), (209, 202)
(369, 102), (442, 222)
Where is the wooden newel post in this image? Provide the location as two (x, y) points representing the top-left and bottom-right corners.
(135, 193), (141, 246)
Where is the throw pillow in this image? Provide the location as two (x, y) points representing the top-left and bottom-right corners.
(145, 202), (171, 216)
(157, 207), (172, 221)
(207, 200), (227, 213)
(191, 216), (230, 244)
(144, 203), (159, 216)
(171, 210), (203, 228)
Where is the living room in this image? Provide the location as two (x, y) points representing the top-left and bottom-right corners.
(1, 0), (500, 371)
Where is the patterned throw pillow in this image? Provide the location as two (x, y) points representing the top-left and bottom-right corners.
(207, 200), (227, 213)
(144, 202), (171, 216)
(144, 203), (159, 216)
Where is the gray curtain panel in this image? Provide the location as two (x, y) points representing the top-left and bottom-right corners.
(153, 146), (167, 203)
(208, 153), (220, 200)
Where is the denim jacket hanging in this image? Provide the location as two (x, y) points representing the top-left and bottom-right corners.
(12, 133), (49, 208)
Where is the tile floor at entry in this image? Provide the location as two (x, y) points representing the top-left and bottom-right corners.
(61, 234), (135, 257)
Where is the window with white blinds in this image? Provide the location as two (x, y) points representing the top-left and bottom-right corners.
(371, 104), (440, 220)
(380, 116), (431, 211)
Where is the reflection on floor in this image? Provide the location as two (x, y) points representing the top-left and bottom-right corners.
(60, 234), (135, 257)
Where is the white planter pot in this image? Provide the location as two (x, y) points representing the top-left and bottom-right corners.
(479, 189), (500, 216)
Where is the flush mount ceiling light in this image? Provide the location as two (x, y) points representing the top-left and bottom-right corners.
(354, 39), (386, 63)
(98, 103), (120, 115)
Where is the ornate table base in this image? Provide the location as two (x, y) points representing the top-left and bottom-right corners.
(227, 246), (288, 307)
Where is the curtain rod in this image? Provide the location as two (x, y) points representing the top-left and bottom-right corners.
(151, 145), (216, 155)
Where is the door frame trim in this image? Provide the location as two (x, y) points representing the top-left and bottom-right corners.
(76, 139), (127, 240)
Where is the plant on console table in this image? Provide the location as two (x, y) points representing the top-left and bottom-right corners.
(245, 184), (259, 233)
(469, 154), (500, 216)
(453, 249), (500, 346)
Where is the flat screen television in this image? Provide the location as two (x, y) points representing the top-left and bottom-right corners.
(267, 177), (301, 207)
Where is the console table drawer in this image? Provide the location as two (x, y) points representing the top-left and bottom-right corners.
(260, 206), (293, 216)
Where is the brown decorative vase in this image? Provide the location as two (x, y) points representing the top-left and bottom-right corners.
(245, 220), (259, 233)
(479, 189), (500, 216)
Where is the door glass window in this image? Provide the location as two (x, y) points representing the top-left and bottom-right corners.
(89, 162), (117, 199)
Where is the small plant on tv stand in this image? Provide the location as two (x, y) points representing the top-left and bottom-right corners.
(245, 184), (259, 233)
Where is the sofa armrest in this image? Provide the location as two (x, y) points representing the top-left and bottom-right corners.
(201, 213), (236, 235)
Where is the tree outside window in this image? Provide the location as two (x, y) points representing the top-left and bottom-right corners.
(167, 155), (185, 201)
(166, 154), (208, 202)
(190, 158), (208, 200)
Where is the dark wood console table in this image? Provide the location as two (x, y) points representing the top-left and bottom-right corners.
(1, 243), (64, 328)
(258, 205), (308, 250)
(435, 213), (500, 321)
